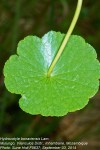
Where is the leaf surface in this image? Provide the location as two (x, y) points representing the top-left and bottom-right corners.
(4, 31), (100, 116)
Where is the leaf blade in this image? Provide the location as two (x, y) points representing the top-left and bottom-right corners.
(4, 31), (100, 116)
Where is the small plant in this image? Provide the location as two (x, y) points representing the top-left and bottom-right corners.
(4, 0), (100, 116)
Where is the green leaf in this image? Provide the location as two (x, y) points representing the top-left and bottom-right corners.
(4, 31), (100, 116)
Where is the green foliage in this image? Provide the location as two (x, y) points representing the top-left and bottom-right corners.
(4, 31), (100, 116)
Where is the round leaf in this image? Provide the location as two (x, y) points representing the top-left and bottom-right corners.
(4, 31), (100, 116)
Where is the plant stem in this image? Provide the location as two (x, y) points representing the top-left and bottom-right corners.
(47, 0), (83, 77)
